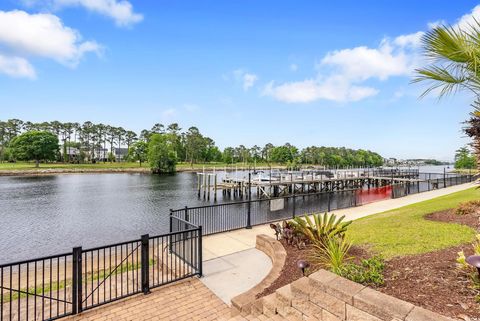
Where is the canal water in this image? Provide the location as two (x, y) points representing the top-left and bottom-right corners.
(0, 165), (453, 264)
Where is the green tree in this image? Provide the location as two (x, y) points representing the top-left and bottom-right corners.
(148, 133), (177, 174)
(414, 22), (480, 169)
(270, 144), (298, 163)
(184, 127), (206, 166)
(455, 146), (476, 169)
(10, 131), (59, 167)
(222, 147), (235, 163)
(129, 141), (148, 167)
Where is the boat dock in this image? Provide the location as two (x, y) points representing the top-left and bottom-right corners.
(196, 168), (422, 201)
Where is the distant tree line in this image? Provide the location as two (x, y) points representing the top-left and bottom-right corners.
(0, 119), (384, 172)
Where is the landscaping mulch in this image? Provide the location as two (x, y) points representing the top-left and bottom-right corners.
(376, 209), (480, 320)
(426, 208), (480, 230)
(378, 245), (479, 320)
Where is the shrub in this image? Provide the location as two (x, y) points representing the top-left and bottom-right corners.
(337, 256), (385, 286)
(455, 200), (480, 216)
(290, 212), (352, 248)
(310, 236), (352, 273)
(270, 221), (306, 248)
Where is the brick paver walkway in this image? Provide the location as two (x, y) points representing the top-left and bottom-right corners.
(63, 278), (230, 321)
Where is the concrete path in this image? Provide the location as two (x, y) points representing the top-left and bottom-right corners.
(200, 248), (271, 305)
(202, 182), (476, 261)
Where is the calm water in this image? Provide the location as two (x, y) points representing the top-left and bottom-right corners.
(0, 173), (213, 264)
(0, 165), (453, 264)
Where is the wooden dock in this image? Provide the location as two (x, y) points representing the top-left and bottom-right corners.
(197, 169), (422, 200)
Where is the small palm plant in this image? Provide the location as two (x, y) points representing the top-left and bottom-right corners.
(311, 236), (352, 273)
(290, 212), (352, 247)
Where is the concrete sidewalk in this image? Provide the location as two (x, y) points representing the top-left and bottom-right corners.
(202, 182), (476, 261)
(201, 248), (271, 305)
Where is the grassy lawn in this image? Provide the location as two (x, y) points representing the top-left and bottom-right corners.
(0, 161), (284, 171)
(347, 187), (480, 259)
(0, 161), (144, 170)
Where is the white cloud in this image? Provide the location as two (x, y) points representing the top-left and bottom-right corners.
(243, 73), (258, 91)
(0, 10), (101, 66)
(263, 77), (378, 103)
(0, 10), (101, 79)
(264, 36), (418, 103)
(454, 5), (480, 32)
(233, 69), (258, 91)
(0, 54), (36, 79)
(321, 41), (413, 81)
(393, 31), (424, 48)
(51, 0), (143, 27)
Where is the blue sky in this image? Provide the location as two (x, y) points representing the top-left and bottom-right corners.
(1, 1), (479, 161)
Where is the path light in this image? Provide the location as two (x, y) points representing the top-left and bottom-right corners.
(297, 260), (310, 276)
(466, 255), (480, 278)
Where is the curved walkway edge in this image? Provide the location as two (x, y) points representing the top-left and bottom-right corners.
(202, 182), (477, 261)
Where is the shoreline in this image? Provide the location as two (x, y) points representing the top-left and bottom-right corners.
(0, 165), (287, 177)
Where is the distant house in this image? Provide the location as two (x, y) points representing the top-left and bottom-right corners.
(60, 146), (80, 161)
(384, 158), (397, 166)
(114, 148), (129, 161)
(94, 148), (109, 162)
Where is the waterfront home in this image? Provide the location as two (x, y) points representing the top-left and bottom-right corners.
(114, 148), (129, 161)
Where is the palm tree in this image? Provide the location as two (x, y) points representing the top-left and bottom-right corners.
(414, 22), (480, 168)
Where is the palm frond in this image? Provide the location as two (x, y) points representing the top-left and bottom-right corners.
(414, 20), (480, 100)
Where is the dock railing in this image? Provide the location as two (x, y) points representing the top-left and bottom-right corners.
(0, 218), (202, 321)
(172, 172), (475, 236)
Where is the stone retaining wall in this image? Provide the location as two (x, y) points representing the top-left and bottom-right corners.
(275, 269), (453, 321)
(229, 235), (454, 321)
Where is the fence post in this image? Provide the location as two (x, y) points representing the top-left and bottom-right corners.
(443, 168), (446, 188)
(72, 246), (82, 315)
(169, 213), (173, 253)
(184, 206), (189, 230)
(391, 184), (394, 199)
(292, 195), (296, 218)
(141, 234), (150, 294)
(246, 173), (252, 229)
(327, 192), (331, 212)
(198, 226), (203, 277)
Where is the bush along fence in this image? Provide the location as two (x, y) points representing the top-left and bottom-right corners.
(171, 172), (475, 236)
(0, 217), (202, 321)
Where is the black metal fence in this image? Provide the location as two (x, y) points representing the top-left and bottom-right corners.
(172, 172), (475, 236)
(0, 219), (202, 321)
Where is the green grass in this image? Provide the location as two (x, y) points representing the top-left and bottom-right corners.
(347, 187), (480, 259)
(0, 162), (144, 170)
(0, 161), (284, 172)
